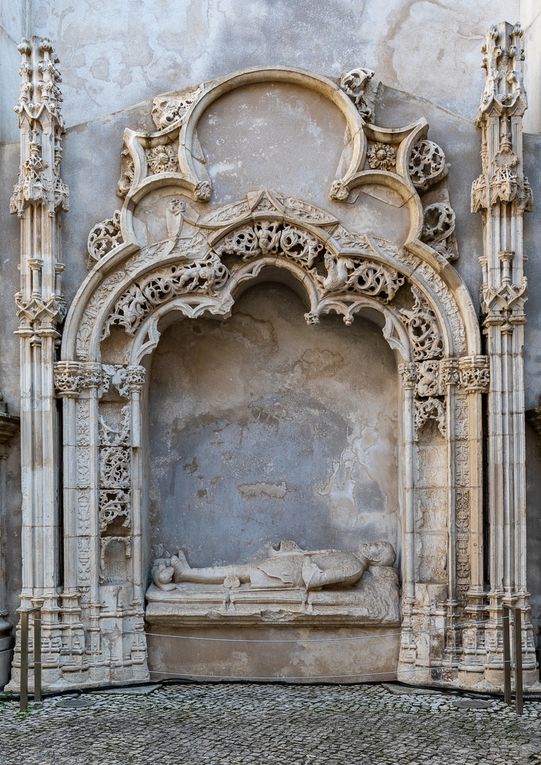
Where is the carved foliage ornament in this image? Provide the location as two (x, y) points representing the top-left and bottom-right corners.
(215, 221), (325, 267)
(399, 287), (443, 362)
(321, 253), (404, 302)
(408, 140), (447, 191)
(151, 87), (202, 130)
(101, 220), (411, 337)
(103, 253), (229, 337)
(415, 398), (447, 439)
(146, 144), (179, 175)
(87, 211), (123, 265)
(117, 147), (135, 198)
(367, 142), (396, 171)
(339, 68), (375, 121)
(99, 406), (131, 541)
(421, 202), (457, 262)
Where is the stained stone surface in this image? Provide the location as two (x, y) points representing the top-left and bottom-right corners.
(0, 0), (521, 141)
(148, 283), (399, 569)
(1, 683), (541, 765)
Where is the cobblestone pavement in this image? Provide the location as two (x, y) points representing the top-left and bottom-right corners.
(1, 682), (541, 765)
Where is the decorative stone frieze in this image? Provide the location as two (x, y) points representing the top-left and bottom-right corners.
(103, 255), (229, 338)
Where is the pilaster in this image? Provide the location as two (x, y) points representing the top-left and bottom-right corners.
(7, 37), (69, 691)
(471, 22), (537, 686)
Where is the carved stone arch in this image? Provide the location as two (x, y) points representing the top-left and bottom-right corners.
(0, 41), (488, 691)
(54, 193), (488, 685)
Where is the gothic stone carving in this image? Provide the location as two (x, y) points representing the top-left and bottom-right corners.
(399, 287), (443, 361)
(408, 140), (447, 191)
(421, 203), (457, 262)
(367, 142), (396, 171)
(87, 211), (123, 266)
(50, 63), (487, 692)
(147, 541), (399, 624)
(151, 87), (203, 130)
(103, 253), (229, 338)
(339, 68), (375, 122)
(146, 144), (179, 175)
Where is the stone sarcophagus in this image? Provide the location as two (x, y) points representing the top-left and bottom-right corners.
(7, 25), (538, 692)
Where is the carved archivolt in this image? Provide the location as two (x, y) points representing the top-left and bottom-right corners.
(103, 253), (229, 337)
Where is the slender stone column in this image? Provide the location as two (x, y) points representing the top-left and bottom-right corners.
(7, 37), (69, 690)
(471, 22), (537, 685)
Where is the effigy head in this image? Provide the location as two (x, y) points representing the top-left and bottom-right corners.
(358, 541), (396, 567)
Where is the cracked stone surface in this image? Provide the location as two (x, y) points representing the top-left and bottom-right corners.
(1, 682), (541, 765)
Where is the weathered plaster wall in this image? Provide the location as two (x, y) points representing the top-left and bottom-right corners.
(17, 0), (523, 131)
(148, 283), (399, 569)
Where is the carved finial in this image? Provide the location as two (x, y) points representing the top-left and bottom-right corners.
(479, 22), (526, 117)
(14, 36), (64, 128)
(10, 37), (68, 218)
(339, 67), (375, 121)
(472, 22), (531, 215)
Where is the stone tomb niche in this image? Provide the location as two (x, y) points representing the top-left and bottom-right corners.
(145, 282), (401, 681)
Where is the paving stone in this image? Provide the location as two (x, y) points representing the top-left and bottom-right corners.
(0, 683), (540, 764)
(100, 683), (161, 695)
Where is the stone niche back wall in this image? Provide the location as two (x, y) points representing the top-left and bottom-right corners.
(147, 282), (399, 569)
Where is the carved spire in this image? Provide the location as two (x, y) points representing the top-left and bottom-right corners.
(8, 37), (69, 679)
(10, 37), (68, 332)
(10, 37), (69, 221)
(472, 23), (531, 215)
(479, 22), (527, 117)
(471, 22), (536, 679)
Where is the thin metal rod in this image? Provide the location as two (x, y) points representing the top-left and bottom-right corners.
(33, 609), (42, 704)
(19, 611), (29, 713)
(502, 605), (511, 705)
(514, 606), (523, 715)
